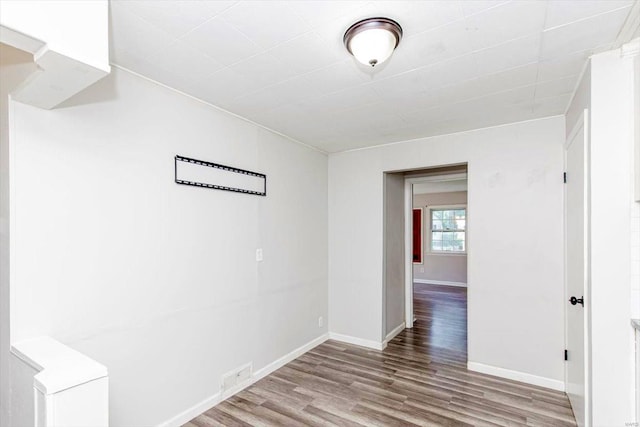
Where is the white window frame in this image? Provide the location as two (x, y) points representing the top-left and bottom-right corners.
(427, 204), (467, 255)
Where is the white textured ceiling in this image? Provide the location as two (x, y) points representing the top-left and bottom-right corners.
(110, 0), (636, 153)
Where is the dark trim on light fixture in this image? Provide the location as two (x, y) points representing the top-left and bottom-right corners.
(343, 17), (403, 66)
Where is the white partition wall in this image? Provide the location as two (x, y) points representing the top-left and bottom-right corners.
(329, 116), (566, 389)
(589, 46), (636, 426)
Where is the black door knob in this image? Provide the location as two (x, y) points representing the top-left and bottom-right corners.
(569, 296), (584, 306)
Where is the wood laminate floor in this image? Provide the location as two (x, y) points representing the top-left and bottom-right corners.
(185, 283), (576, 427)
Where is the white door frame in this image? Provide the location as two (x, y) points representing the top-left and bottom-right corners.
(403, 173), (467, 328)
(564, 109), (592, 427)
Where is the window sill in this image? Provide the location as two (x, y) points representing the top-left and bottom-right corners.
(427, 251), (467, 256)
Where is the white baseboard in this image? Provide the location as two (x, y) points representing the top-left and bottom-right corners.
(158, 392), (221, 427)
(467, 361), (565, 392)
(384, 322), (405, 346)
(414, 279), (467, 287)
(158, 333), (329, 427)
(328, 332), (386, 350)
(252, 333), (328, 381)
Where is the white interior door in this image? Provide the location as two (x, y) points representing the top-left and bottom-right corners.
(565, 110), (590, 427)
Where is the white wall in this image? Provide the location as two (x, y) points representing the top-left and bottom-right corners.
(9, 68), (328, 426)
(589, 48), (636, 426)
(329, 116), (565, 385)
(413, 191), (467, 284)
(0, 43), (39, 427)
(383, 173), (405, 336)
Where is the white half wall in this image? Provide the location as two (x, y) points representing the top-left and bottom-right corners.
(0, 0), (109, 72)
(328, 116), (565, 385)
(9, 68), (328, 426)
(0, 1), (111, 110)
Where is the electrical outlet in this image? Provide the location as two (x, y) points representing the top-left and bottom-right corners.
(420, 267), (424, 273)
(318, 316), (324, 327)
(256, 248), (263, 262)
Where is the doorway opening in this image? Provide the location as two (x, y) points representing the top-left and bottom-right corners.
(382, 164), (469, 362)
(406, 168), (468, 360)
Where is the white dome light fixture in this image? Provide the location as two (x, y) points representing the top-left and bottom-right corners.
(343, 17), (403, 68)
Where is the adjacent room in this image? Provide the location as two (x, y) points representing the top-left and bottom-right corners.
(1, 1), (639, 427)
(411, 169), (469, 354)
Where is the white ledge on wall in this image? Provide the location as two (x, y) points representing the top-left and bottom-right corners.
(0, 25), (110, 109)
(11, 336), (109, 426)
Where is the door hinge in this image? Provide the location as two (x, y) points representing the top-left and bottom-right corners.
(563, 172), (567, 183)
(564, 349), (568, 361)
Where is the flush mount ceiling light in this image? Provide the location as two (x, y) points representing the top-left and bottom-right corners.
(343, 17), (403, 67)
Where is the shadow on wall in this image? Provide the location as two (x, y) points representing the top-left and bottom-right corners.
(56, 69), (119, 108)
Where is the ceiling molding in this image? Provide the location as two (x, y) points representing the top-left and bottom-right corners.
(334, 114), (565, 155)
(110, 64), (329, 156)
(615, 0), (640, 47)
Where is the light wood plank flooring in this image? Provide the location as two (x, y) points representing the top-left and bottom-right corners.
(186, 283), (576, 426)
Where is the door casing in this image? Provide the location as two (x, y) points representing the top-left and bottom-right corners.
(564, 109), (592, 427)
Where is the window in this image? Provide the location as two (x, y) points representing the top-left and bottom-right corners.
(430, 207), (466, 253)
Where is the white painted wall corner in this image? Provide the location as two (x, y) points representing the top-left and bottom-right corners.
(384, 322), (406, 347)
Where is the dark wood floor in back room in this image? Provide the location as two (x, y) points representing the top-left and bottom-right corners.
(185, 283), (576, 427)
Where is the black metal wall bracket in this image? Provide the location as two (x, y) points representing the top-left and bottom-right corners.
(174, 155), (267, 196)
